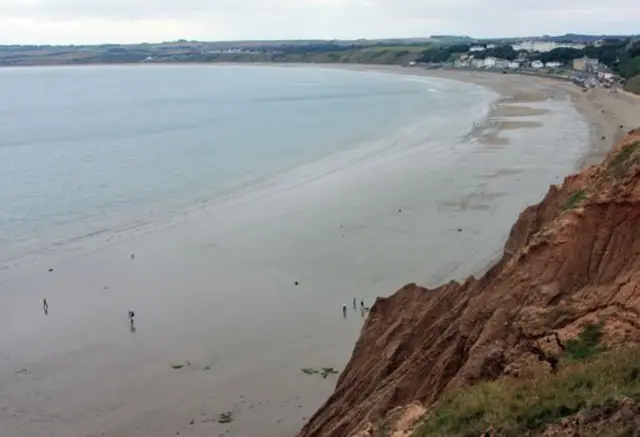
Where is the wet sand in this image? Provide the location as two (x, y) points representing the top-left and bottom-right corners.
(341, 65), (639, 167)
(0, 66), (635, 437)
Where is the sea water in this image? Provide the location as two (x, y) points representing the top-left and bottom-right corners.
(0, 65), (495, 272)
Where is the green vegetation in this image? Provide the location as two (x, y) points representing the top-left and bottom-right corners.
(609, 141), (640, 176)
(531, 39), (640, 80)
(565, 323), (605, 360)
(414, 43), (517, 63)
(413, 345), (640, 437)
(562, 189), (587, 211)
(625, 74), (640, 94)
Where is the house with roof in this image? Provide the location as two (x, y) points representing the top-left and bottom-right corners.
(494, 59), (510, 69)
(483, 57), (497, 68)
(454, 58), (470, 68)
(572, 56), (599, 72)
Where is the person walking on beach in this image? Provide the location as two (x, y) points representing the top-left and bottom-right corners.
(342, 304), (347, 318)
(360, 299), (364, 309)
(352, 298), (356, 309)
(43, 298), (49, 315)
(128, 310), (136, 332)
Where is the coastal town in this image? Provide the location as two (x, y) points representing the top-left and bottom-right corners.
(410, 39), (622, 91)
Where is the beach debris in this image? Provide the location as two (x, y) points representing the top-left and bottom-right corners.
(48, 268), (54, 272)
(189, 418), (195, 425)
(203, 365), (211, 371)
(457, 228), (463, 232)
(294, 281), (299, 286)
(301, 367), (340, 379)
(15, 368), (28, 375)
(602, 135), (606, 140)
(217, 412), (234, 424)
(170, 360), (192, 370)
(398, 208), (402, 213)
(321, 367), (339, 378)
(130, 253), (135, 260)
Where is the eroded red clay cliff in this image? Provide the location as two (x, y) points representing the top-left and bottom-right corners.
(297, 130), (640, 437)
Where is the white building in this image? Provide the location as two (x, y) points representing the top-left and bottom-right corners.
(454, 59), (470, 68)
(486, 44), (496, 49)
(469, 46), (485, 52)
(471, 58), (484, 69)
(508, 61), (520, 69)
(494, 59), (510, 69)
(545, 61), (563, 68)
(511, 40), (585, 53)
(597, 71), (614, 80)
(483, 57), (497, 68)
(531, 60), (544, 69)
(573, 56), (599, 72)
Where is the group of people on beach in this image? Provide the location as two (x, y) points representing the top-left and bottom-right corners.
(343, 298), (369, 318)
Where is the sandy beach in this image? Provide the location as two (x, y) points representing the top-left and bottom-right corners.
(0, 66), (638, 437)
(330, 65), (640, 167)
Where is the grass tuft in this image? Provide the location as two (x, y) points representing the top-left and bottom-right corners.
(565, 323), (605, 360)
(562, 189), (587, 211)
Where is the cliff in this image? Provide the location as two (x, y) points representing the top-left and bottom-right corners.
(298, 129), (640, 437)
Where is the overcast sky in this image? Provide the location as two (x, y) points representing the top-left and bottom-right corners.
(0, 0), (638, 45)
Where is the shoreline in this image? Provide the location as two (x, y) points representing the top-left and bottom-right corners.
(0, 65), (632, 437)
(301, 64), (639, 169)
(4, 60), (635, 169)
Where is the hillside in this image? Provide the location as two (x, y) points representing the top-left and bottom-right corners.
(297, 129), (640, 437)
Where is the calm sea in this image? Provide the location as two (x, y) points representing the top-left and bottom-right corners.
(0, 65), (495, 271)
